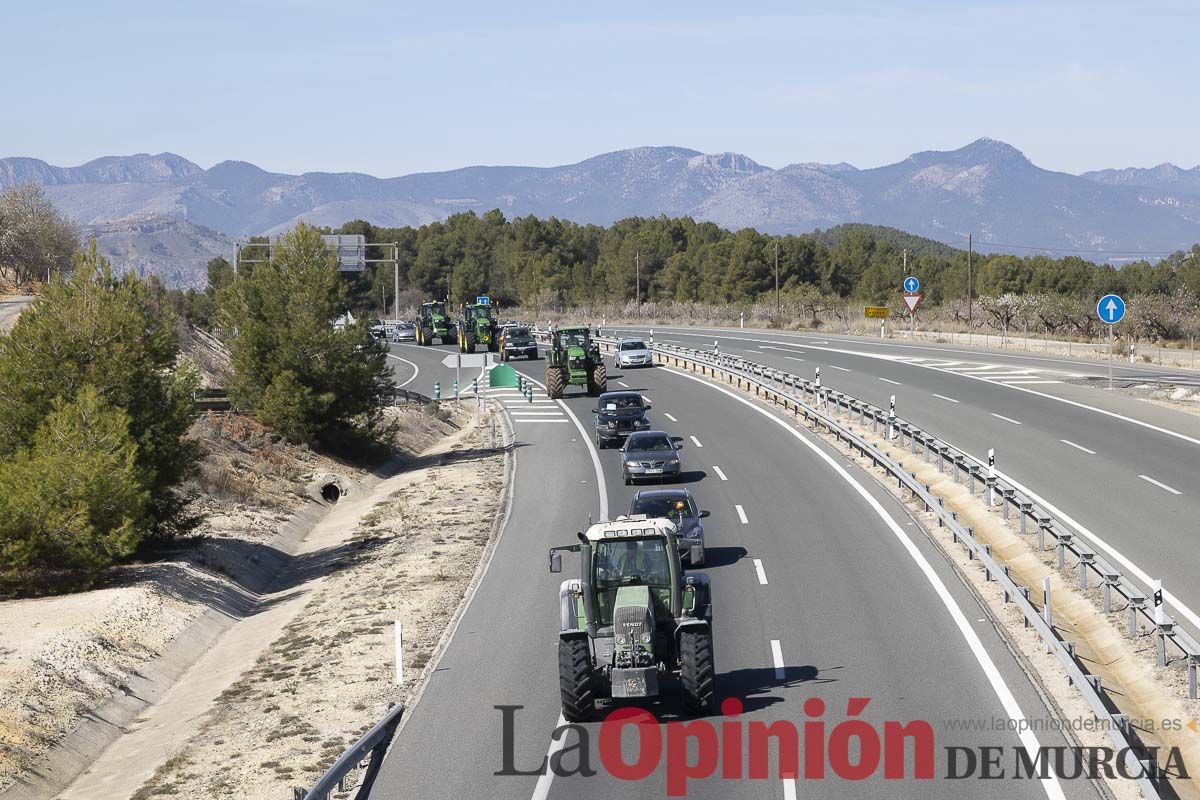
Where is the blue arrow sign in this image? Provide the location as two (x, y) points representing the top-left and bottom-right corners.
(1096, 294), (1126, 324)
(903, 276), (920, 293)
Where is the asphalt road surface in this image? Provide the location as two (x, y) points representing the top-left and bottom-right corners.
(0, 295), (33, 332)
(610, 324), (1200, 644)
(367, 338), (1106, 799)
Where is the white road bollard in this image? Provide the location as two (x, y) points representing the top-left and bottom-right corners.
(988, 448), (996, 505)
(714, 340), (720, 356)
(815, 366), (821, 390)
(888, 395), (896, 440)
(394, 621), (404, 684)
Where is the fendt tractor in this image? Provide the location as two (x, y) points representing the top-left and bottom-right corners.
(457, 301), (499, 353)
(415, 301), (454, 346)
(544, 326), (607, 399)
(548, 516), (714, 721)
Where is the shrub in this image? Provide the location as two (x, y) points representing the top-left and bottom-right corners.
(0, 387), (148, 583)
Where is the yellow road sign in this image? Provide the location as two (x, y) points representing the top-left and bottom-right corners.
(864, 306), (890, 319)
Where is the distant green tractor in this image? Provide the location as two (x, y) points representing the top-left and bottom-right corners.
(416, 301), (454, 346)
(545, 326), (606, 399)
(548, 516), (714, 721)
(457, 303), (499, 353)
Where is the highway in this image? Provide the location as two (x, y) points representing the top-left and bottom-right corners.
(609, 324), (1200, 641)
(369, 337), (1104, 799)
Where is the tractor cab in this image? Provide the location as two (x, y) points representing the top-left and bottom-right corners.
(548, 517), (713, 719)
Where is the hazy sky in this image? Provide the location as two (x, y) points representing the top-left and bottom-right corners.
(4, 1), (1195, 176)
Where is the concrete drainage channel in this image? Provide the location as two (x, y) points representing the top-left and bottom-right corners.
(622, 339), (1197, 799)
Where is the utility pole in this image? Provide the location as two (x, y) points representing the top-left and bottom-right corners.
(393, 244), (400, 321)
(967, 233), (973, 333)
(635, 251), (640, 305)
(774, 241), (780, 325)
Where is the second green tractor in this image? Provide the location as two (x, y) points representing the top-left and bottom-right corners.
(545, 326), (607, 399)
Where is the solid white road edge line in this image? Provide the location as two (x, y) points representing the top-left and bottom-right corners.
(735, 504), (749, 524)
(661, 365), (1065, 800)
(384, 353), (421, 388)
(993, 467), (1200, 648)
(523, 370), (609, 800)
(712, 465), (728, 481)
(754, 558), (769, 585)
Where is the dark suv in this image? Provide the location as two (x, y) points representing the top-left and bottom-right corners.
(592, 391), (651, 448)
(629, 488), (710, 565)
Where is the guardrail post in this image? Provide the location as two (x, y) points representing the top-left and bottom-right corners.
(1102, 570), (1120, 613)
(1043, 576), (1053, 650)
(952, 456), (962, 483)
(1056, 532), (1073, 569)
(1036, 516), (1051, 550)
(1001, 488), (1015, 520)
(1078, 552), (1094, 590)
(968, 466), (975, 494)
(1020, 587), (1031, 625)
(1157, 621), (1176, 666)
(1189, 655), (1198, 699)
(1129, 597), (1146, 638)
(1019, 502), (1033, 535)
(935, 496), (945, 526)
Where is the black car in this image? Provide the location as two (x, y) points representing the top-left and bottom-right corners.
(620, 430), (682, 484)
(592, 391), (651, 447)
(629, 488), (710, 564)
(499, 325), (539, 360)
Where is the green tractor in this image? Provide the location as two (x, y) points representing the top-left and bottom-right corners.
(457, 302), (499, 353)
(415, 301), (454, 346)
(548, 516), (714, 721)
(545, 326), (607, 399)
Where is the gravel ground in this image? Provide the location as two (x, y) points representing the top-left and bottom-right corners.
(0, 406), (455, 794)
(129, 406), (506, 799)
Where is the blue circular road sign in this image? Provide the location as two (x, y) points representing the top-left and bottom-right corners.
(903, 276), (920, 293)
(1096, 294), (1126, 325)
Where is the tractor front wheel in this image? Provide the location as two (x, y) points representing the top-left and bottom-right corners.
(559, 636), (596, 722)
(680, 629), (715, 716)
(588, 362), (608, 396)
(546, 366), (566, 399)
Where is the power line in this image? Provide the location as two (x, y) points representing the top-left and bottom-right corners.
(958, 237), (1190, 257)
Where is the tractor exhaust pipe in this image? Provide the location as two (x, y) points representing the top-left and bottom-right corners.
(578, 539), (599, 639)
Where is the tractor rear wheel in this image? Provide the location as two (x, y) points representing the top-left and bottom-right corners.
(488, 339), (499, 353)
(559, 636), (596, 722)
(679, 629), (715, 716)
(588, 362), (608, 396)
(546, 366), (566, 399)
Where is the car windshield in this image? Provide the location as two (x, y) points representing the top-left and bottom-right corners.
(509, 327), (530, 337)
(629, 435), (673, 452)
(631, 495), (695, 519)
(600, 395), (643, 411)
(620, 340), (647, 351)
(593, 538), (672, 589)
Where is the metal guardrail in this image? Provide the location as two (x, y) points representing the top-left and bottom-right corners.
(623, 338), (1195, 798)
(386, 387), (433, 405)
(293, 704), (404, 800)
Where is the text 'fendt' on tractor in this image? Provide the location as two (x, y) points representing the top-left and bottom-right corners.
(549, 516), (714, 722)
(416, 300), (454, 346)
(545, 326), (606, 399)
(457, 302), (499, 353)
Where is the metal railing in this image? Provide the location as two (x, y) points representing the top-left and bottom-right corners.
(293, 703), (404, 800)
(620, 339), (1198, 798)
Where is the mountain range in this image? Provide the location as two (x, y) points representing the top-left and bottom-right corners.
(3, 139), (1199, 288)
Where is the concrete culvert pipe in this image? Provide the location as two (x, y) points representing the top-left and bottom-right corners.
(320, 483), (341, 504)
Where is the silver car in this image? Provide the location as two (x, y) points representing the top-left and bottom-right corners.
(615, 338), (652, 368)
(391, 322), (417, 342)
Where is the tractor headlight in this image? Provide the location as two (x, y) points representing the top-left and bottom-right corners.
(615, 633), (629, 645)
(639, 632), (652, 644)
